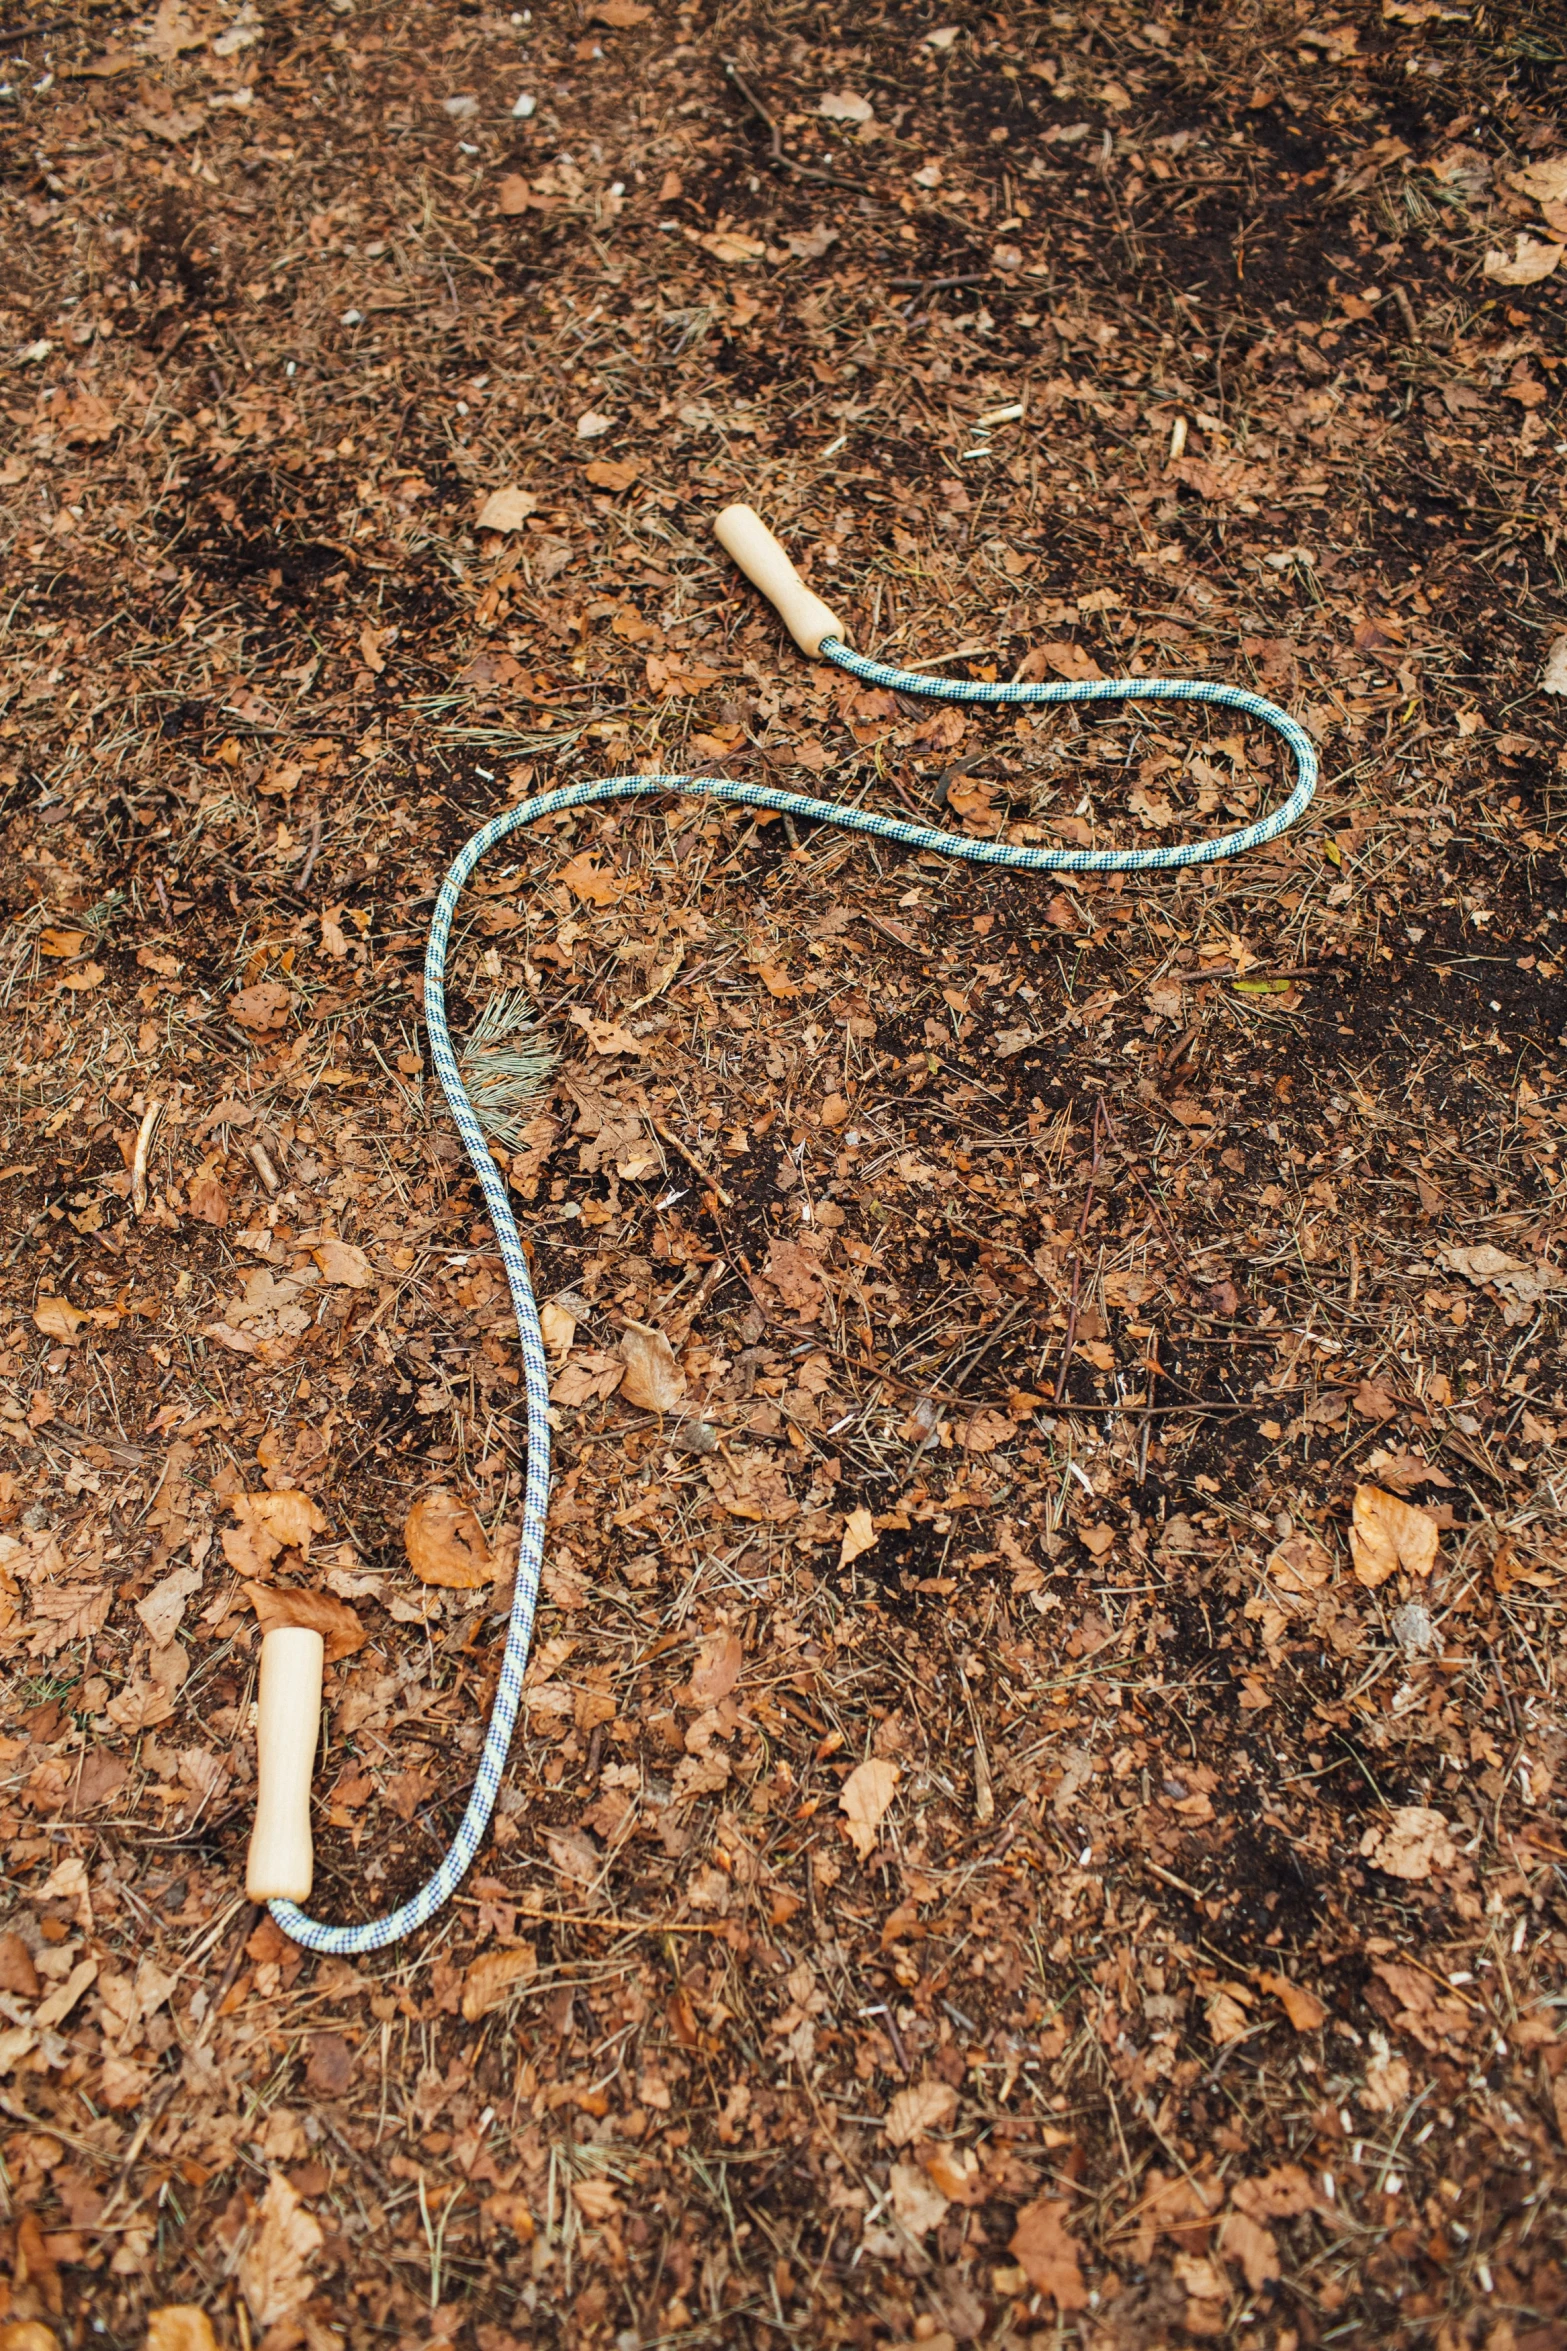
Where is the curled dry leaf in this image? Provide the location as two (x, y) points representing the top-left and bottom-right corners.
(1359, 1804), (1456, 1880)
(244, 1582), (366, 1664)
(539, 1299), (577, 1356)
(461, 1943), (538, 2022)
(1206, 1989), (1252, 2046)
(1349, 1483), (1439, 1587)
(618, 1319), (686, 1413)
(839, 1755), (898, 1859)
(404, 1490), (494, 1588)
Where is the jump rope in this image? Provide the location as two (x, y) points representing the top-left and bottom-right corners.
(247, 506), (1319, 1953)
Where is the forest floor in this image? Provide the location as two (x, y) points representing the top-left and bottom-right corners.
(1, 0), (1566, 2347)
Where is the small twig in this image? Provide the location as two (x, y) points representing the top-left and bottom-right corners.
(131, 1099), (163, 1217)
(296, 804), (323, 891)
(650, 1116), (734, 1209)
(723, 60), (874, 194)
(887, 272), (993, 290)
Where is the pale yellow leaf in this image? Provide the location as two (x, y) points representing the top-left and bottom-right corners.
(839, 1506), (878, 1570)
(839, 1756), (898, 1859)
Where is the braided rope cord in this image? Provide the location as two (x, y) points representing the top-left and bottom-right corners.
(270, 642), (1316, 1951)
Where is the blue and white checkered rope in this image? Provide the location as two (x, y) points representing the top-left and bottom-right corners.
(269, 640), (1315, 1950)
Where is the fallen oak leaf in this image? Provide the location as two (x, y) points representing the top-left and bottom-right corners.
(475, 485), (537, 531)
(559, 850), (641, 905)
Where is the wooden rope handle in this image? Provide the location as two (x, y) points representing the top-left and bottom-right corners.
(713, 503), (850, 658)
(246, 1626), (324, 1903)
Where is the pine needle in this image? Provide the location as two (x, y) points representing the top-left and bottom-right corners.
(458, 990), (555, 1149)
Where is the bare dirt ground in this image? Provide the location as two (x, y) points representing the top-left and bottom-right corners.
(2, 0), (1566, 2346)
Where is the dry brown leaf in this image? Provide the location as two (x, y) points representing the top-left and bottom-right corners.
(887, 2163), (949, 2236)
(311, 1238), (374, 1288)
(1218, 2209), (1280, 2291)
(244, 1582), (365, 1664)
(1510, 155), (1567, 206)
(1206, 1990), (1252, 2045)
(689, 1629), (743, 1704)
(34, 1296), (88, 1345)
(839, 1506), (878, 1569)
(145, 2311), (220, 2351)
(237, 2172), (323, 2327)
(1230, 2163), (1322, 2219)
(0, 2325), (63, 2351)
(1009, 2198), (1089, 2309)
(1257, 1970), (1325, 2031)
(1483, 234), (1564, 285)
(922, 2142), (986, 2204)
(461, 1944), (538, 2022)
(1349, 1483), (1439, 1587)
(585, 455), (640, 491)
(883, 2076), (958, 2147)
(568, 1007), (646, 1055)
(221, 1490), (328, 1578)
(560, 852), (638, 905)
(1359, 1804), (1455, 1880)
(403, 1490), (494, 1588)
(619, 1320), (686, 1413)
(38, 927), (87, 958)
(475, 485), (537, 530)
(763, 1237), (825, 1318)
(229, 980), (292, 1033)
(839, 1756), (898, 1859)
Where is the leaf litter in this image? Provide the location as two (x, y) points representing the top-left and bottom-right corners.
(0, 0), (1565, 2346)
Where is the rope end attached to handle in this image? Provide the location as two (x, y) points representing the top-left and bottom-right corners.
(714, 503), (849, 659)
(247, 1625), (324, 1904)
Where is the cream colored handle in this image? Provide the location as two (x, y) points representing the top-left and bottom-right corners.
(714, 503), (849, 657)
(246, 1626), (324, 1903)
